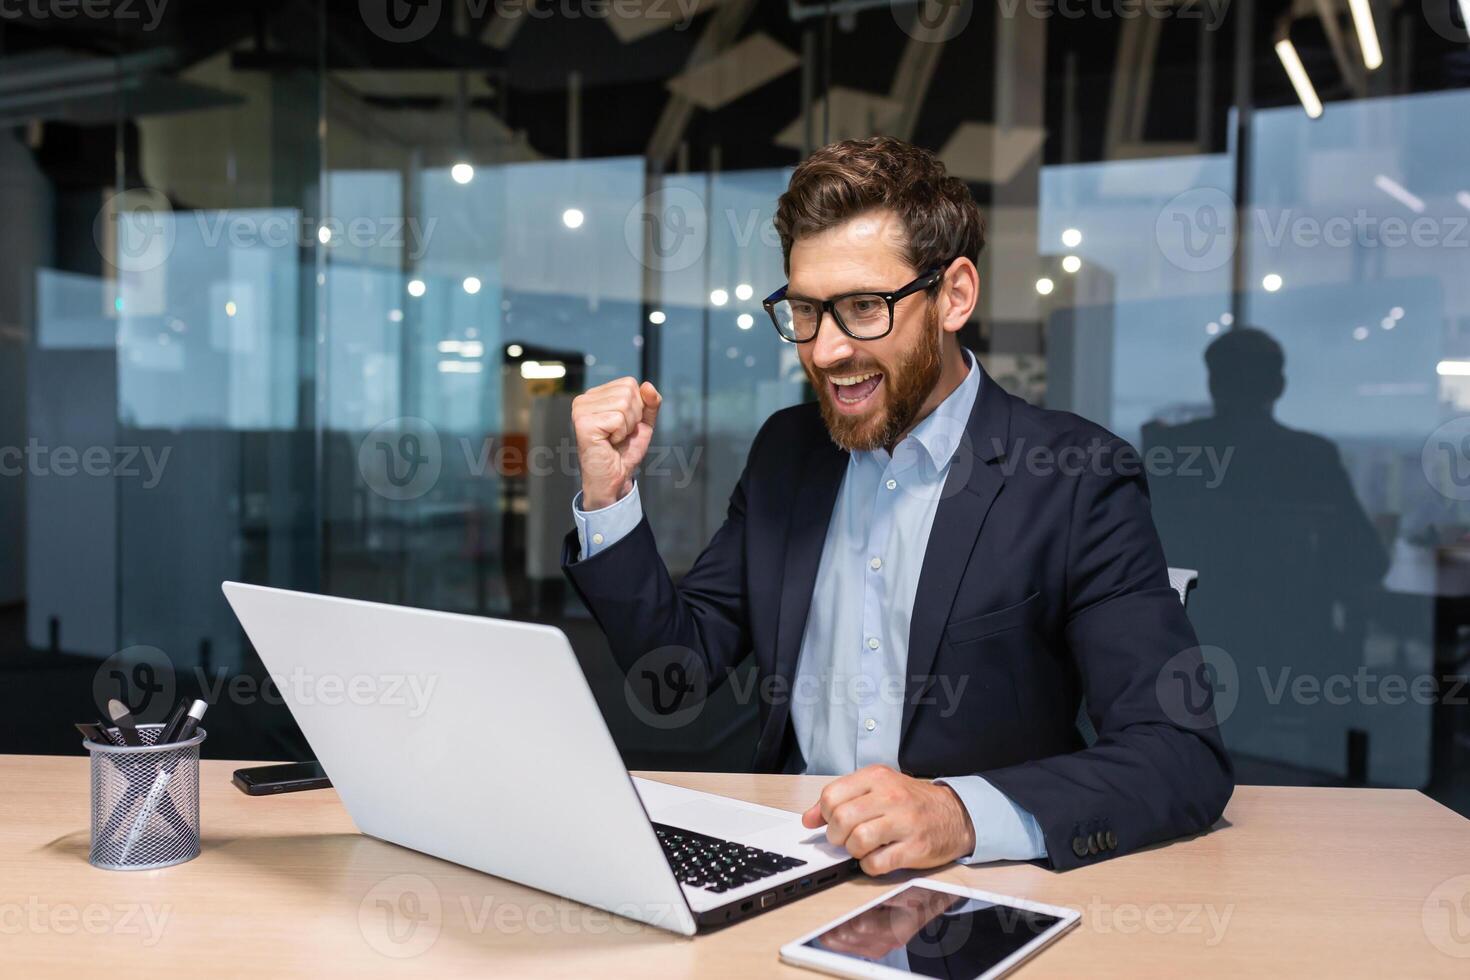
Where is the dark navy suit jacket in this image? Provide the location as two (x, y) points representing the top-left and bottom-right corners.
(563, 361), (1233, 870)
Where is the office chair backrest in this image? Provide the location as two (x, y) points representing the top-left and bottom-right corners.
(1168, 567), (1200, 608)
(1076, 569), (1200, 745)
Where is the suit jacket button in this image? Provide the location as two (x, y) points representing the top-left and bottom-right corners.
(1072, 836), (1088, 858)
(1105, 830), (1118, 849)
(1087, 833), (1100, 855)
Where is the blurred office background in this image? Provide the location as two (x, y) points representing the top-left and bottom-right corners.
(2, 0), (1469, 815)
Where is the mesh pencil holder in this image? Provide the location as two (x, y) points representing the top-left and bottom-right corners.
(86, 723), (206, 871)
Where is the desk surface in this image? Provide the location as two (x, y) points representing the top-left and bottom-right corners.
(4, 756), (1469, 977)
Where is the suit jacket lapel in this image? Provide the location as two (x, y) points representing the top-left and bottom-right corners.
(767, 434), (847, 742)
(900, 363), (1013, 747)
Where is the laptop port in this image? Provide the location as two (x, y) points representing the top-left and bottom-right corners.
(800, 878), (812, 888)
(817, 871), (838, 884)
(782, 884), (795, 895)
(740, 901), (753, 912)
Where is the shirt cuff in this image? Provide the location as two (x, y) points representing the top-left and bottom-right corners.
(572, 483), (644, 559)
(934, 775), (1049, 864)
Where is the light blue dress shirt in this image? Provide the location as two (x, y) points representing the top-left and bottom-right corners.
(573, 352), (1047, 864)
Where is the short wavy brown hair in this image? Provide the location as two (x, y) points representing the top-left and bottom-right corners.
(773, 136), (985, 276)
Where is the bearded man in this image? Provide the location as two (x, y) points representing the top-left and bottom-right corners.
(563, 136), (1232, 875)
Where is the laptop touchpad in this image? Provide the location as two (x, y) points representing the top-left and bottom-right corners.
(657, 799), (792, 838)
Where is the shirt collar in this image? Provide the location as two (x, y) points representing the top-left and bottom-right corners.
(860, 348), (980, 478)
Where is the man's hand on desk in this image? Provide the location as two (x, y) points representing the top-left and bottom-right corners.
(572, 376), (662, 511)
(802, 764), (976, 875)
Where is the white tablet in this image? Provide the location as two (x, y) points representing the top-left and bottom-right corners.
(779, 879), (1081, 980)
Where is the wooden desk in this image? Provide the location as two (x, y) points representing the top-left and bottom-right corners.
(4, 756), (1469, 977)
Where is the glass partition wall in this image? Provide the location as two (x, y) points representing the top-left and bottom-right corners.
(3, 0), (1468, 813)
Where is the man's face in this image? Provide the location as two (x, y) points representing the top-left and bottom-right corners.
(789, 210), (943, 453)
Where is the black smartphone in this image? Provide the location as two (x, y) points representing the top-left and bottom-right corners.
(232, 762), (331, 796)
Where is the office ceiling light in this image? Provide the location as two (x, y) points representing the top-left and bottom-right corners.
(317, 225), (332, 245)
(1353, 326), (1370, 341)
(1220, 312), (1234, 326)
(1390, 306), (1404, 320)
(437, 340), (463, 353)
(506, 343), (524, 357)
(1374, 175), (1425, 213)
(1438, 360), (1470, 376)
(1274, 39), (1323, 119)
(710, 288), (729, 306)
(224, 300), (237, 317)
(736, 313), (754, 329)
(1456, 190), (1470, 212)
(407, 279), (426, 298)
(460, 341), (485, 358)
(1206, 321), (1220, 334)
(562, 208), (585, 229)
(451, 162), (474, 184)
(735, 283), (753, 301)
(1061, 255), (1081, 274)
(1262, 273), (1283, 292)
(648, 310), (666, 325)
(1035, 277), (1054, 296)
(388, 309), (403, 323)
(1346, 0), (1383, 70)
(462, 276), (482, 295)
(521, 360), (567, 380)
(1381, 317), (1396, 330)
(1061, 228), (1082, 248)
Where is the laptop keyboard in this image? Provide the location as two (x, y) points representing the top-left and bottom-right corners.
(653, 823), (807, 894)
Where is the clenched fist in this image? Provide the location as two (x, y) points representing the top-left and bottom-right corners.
(571, 377), (662, 510)
(802, 765), (976, 875)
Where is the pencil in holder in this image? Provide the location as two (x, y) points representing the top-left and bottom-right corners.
(86, 722), (206, 871)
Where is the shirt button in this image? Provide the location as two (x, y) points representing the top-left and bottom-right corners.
(864, 718), (876, 732)
(869, 557), (882, 571)
(866, 637), (880, 650)
(591, 533), (604, 545)
(885, 479), (897, 490)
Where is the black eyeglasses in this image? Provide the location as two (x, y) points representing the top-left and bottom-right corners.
(762, 260), (954, 344)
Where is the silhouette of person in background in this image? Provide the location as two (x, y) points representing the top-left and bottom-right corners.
(1143, 327), (1388, 776)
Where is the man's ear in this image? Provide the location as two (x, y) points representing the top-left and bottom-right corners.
(939, 258), (979, 334)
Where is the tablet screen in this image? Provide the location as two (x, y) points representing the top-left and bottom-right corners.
(801, 885), (1064, 979)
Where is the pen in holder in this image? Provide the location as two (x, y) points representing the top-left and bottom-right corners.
(86, 722), (206, 871)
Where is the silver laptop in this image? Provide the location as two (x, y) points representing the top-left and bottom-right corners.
(221, 582), (855, 936)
